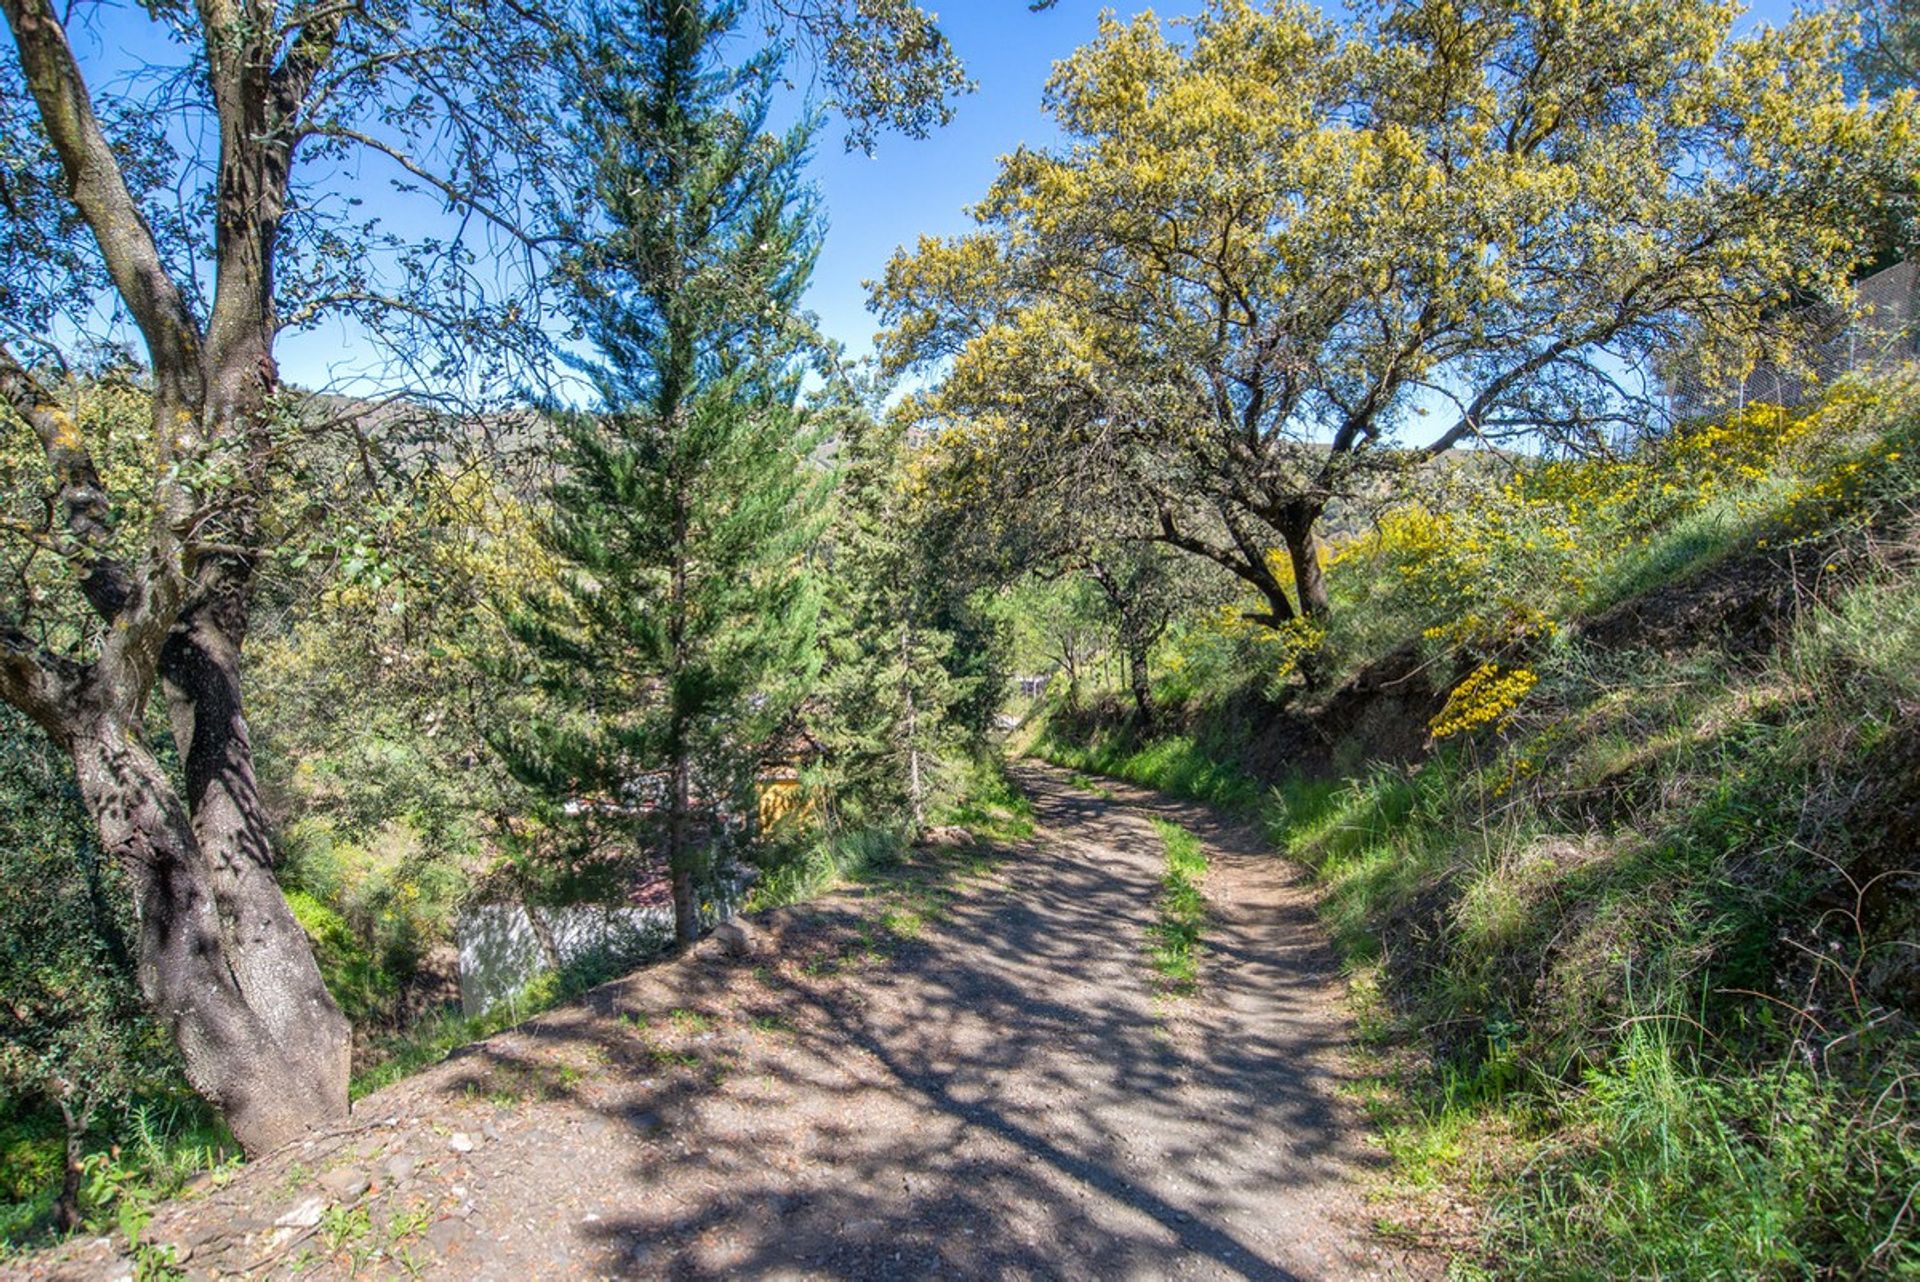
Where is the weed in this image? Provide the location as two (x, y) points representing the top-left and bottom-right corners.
(319, 1203), (371, 1254)
(1146, 819), (1208, 993)
(667, 1008), (710, 1035)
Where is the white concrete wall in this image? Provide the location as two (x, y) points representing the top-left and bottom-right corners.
(455, 902), (677, 1016)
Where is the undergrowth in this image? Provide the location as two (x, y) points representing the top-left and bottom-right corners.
(357, 752), (1034, 1099)
(1033, 729), (1262, 812)
(1147, 818), (1208, 993)
(1031, 378), (1920, 1277)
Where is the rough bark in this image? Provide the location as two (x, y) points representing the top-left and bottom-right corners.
(52, 1089), (85, 1233)
(0, 0), (354, 1155)
(1282, 515), (1330, 620)
(68, 718), (344, 1154)
(162, 594), (352, 1126)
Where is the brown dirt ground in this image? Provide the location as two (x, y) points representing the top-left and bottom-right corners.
(21, 765), (1437, 1281)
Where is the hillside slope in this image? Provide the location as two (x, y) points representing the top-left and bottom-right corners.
(1036, 380), (1920, 1276)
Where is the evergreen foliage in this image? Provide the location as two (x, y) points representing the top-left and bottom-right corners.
(491, 0), (830, 943)
(809, 407), (967, 832)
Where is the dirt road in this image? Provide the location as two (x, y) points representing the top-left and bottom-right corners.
(32, 765), (1430, 1281)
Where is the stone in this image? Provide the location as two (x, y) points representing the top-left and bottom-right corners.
(383, 1154), (418, 1185)
(914, 825), (973, 849)
(448, 1131), (475, 1153)
(274, 1196), (326, 1229)
(318, 1167), (369, 1200)
(710, 919), (757, 958)
(427, 1218), (473, 1254)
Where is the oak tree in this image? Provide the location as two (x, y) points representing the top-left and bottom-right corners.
(878, 0), (1910, 629)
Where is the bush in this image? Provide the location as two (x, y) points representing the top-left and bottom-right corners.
(1026, 378), (1920, 1277)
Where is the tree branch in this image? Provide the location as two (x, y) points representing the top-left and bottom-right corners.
(1, 0), (205, 406)
(0, 344), (137, 618)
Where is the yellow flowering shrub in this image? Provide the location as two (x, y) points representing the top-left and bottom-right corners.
(1430, 662), (1540, 739)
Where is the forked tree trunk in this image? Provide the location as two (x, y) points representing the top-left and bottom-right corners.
(68, 713), (349, 1155)
(1, 0), (359, 1156)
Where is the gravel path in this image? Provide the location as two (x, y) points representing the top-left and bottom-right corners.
(27, 764), (1432, 1281)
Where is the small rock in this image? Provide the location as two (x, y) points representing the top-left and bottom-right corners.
(183, 1223), (224, 1249)
(318, 1167), (369, 1200)
(710, 919), (757, 958)
(274, 1195), (326, 1229)
(427, 1218), (472, 1254)
(481, 1121), (502, 1143)
(914, 824), (973, 849)
(383, 1154), (417, 1184)
(448, 1132), (475, 1153)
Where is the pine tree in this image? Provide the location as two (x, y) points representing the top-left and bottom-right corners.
(494, 0), (827, 943)
(810, 406), (969, 833)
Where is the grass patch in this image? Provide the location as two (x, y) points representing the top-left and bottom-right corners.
(351, 946), (633, 1098)
(1034, 730), (1262, 813)
(1066, 771), (1115, 798)
(751, 754), (1035, 913)
(1146, 818), (1208, 994)
(945, 754), (1039, 842)
(0, 1097), (235, 1257)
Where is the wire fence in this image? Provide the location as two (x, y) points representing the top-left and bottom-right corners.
(1665, 258), (1920, 420)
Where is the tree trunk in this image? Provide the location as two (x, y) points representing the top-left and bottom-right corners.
(53, 1088), (86, 1233)
(1283, 516), (1331, 620)
(1126, 627), (1153, 729)
(68, 718), (347, 1156)
(668, 756), (698, 945)
(901, 620), (925, 832)
(671, 866), (697, 945)
(160, 591), (351, 1123)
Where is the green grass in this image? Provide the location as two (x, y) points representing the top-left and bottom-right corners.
(749, 754), (1035, 913)
(351, 943), (636, 1098)
(945, 753), (1039, 842)
(1145, 818), (1208, 993)
(1252, 562), (1920, 1276)
(1022, 389), (1920, 1277)
(1034, 730), (1262, 812)
(1066, 770), (1115, 798)
(1, 1097), (235, 1256)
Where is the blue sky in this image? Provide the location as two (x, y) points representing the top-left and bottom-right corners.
(55, 0), (1799, 393)
(797, 0), (1199, 365)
